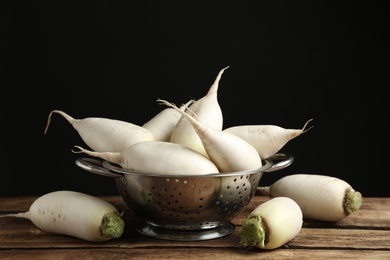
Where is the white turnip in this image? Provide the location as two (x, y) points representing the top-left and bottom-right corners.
(240, 197), (303, 250)
(223, 119), (313, 159)
(0, 191), (125, 242)
(142, 100), (194, 141)
(44, 110), (156, 152)
(158, 99), (262, 172)
(257, 174), (363, 222)
(72, 141), (219, 175)
(170, 67), (228, 157)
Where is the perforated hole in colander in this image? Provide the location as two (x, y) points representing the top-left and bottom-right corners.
(144, 177), (217, 224)
(214, 173), (260, 218)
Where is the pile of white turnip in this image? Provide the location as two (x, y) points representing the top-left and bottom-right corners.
(2, 67), (362, 249)
(50, 66), (313, 175)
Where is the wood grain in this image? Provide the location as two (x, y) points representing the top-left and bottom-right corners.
(1, 196), (389, 259)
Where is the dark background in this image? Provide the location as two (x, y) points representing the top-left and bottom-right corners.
(1, 1), (388, 197)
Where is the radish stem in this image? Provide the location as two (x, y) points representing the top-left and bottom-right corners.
(239, 217), (266, 248)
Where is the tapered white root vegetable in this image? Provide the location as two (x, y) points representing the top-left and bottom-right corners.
(44, 110), (156, 152)
(240, 197), (303, 250)
(158, 99), (262, 172)
(142, 100), (194, 141)
(72, 141), (219, 175)
(0, 191), (125, 242)
(170, 66), (228, 157)
(223, 119), (313, 159)
(257, 174), (363, 222)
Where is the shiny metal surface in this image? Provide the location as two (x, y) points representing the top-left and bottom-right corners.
(75, 153), (293, 241)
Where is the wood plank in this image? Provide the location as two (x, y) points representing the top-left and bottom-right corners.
(1, 248), (389, 260)
(1, 216), (389, 250)
(1, 195), (390, 255)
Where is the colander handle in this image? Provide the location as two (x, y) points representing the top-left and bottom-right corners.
(75, 158), (121, 178)
(264, 153), (294, 172)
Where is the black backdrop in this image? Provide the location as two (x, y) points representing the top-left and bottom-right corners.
(2, 1), (389, 197)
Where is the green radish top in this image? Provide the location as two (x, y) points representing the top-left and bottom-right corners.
(100, 211), (125, 239)
(345, 189), (363, 215)
(239, 217), (266, 248)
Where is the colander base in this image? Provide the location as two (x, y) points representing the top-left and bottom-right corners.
(136, 221), (235, 241)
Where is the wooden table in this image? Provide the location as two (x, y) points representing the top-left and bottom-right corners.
(1, 195), (390, 259)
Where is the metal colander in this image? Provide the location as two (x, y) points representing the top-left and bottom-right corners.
(75, 153), (293, 241)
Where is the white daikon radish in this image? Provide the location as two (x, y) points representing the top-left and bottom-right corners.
(240, 197), (303, 250)
(142, 100), (194, 141)
(72, 141), (219, 175)
(223, 119), (313, 159)
(45, 110), (156, 152)
(170, 66), (228, 157)
(0, 191), (125, 242)
(257, 174), (363, 222)
(158, 99), (262, 172)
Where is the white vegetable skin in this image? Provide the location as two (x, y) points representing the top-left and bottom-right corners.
(158, 99), (262, 172)
(223, 119), (313, 159)
(142, 100), (194, 141)
(45, 110), (156, 152)
(0, 191), (125, 242)
(240, 197), (303, 250)
(73, 141), (220, 175)
(257, 174), (363, 222)
(170, 67), (228, 157)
